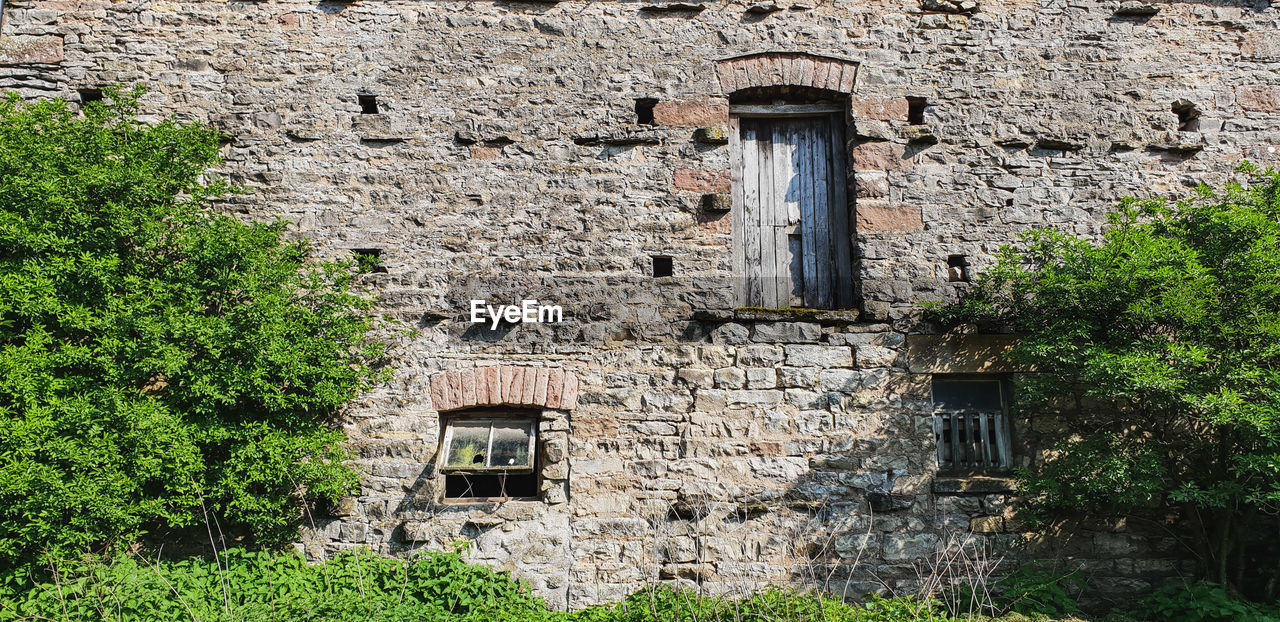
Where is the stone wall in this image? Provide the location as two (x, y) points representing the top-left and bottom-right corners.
(1, 0), (1276, 610)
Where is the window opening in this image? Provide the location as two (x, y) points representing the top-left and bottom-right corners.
(947, 254), (969, 282)
(635, 98), (658, 125)
(352, 248), (387, 273)
(907, 97), (927, 125)
(932, 376), (1010, 470)
(1171, 101), (1199, 132)
(79, 89), (104, 105)
(358, 94), (379, 115)
(652, 256), (673, 278)
(440, 417), (538, 500)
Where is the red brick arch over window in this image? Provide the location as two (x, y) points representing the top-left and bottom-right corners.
(714, 52), (858, 94)
(429, 366), (579, 412)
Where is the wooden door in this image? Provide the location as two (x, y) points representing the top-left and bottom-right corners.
(731, 113), (853, 309)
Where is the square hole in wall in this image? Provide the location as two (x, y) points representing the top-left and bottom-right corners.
(635, 98), (658, 125)
(78, 88), (104, 105)
(1171, 101), (1200, 132)
(652, 255), (673, 278)
(907, 97), (927, 125)
(947, 254), (969, 282)
(358, 94), (379, 115)
(352, 248), (387, 273)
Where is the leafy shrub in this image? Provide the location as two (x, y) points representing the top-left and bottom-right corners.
(0, 87), (384, 567)
(1133, 581), (1280, 622)
(995, 563), (1084, 616)
(0, 545), (551, 622)
(0, 545), (985, 621)
(931, 165), (1280, 592)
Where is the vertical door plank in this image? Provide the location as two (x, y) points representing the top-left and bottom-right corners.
(730, 116), (746, 307)
(775, 122), (801, 306)
(933, 414), (945, 468)
(828, 113), (854, 308)
(950, 413), (961, 468)
(979, 413), (992, 467)
(995, 413), (1011, 468)
(759, 123), (778, 308)
(969, 413), (980, 468)
(797, 120), (819, 308)
(810, 118), (833, 309)
(742, 120), (762, 307)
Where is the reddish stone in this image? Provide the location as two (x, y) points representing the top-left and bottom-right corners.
(534, 368), (550, 407)
(851, 142), (911, 172)
(1241, 32), (1280, 60)
(430, 374), (449, 411)
(473, 369), (489, 405)
(857, 203), (923, 232)
(674, 168), (731, 193)
(470, 146), (501, 160)
(546, 369), (564, 409)
(698, 212), (732, 236)
(433, 367), (579, 411)
(0, 36), (64, 66)
(1237, 85), (1280, 112)
(501, 366), (520, 404)
(562, 373), (580, 409)
(652, 99), (729, 126)
(855, 171), (889, 199)
(521, 368), (538, 404)
(813, 61), (835, 91)
(483, 367), (502, 405)
(838, 64), (858, 93)
(445, 370), (463, 411)
(460, 369), (477, 408)
(852, 97), (909, 122)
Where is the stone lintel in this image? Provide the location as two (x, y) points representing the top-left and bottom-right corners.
(904, 333), (1030, 374)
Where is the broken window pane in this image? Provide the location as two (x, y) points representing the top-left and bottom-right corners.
(441, 415), (540, 500)
(489, 421), (533, 468)
(445, 420), (491, 468)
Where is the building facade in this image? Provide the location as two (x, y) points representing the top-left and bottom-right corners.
(3, 0), (1279, 609)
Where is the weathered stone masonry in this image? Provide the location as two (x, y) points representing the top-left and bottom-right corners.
(2, 0), (1279, 610)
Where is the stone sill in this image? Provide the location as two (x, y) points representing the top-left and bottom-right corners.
(932, 474), (1015, 494)
(694, 307), (862, 324)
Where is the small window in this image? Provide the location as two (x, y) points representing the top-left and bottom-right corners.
(907, 97), (927, 125)
(652, 255), (673, 278)
(932, 377), (1010, 470)
(635, 98), (658, 125)
(358, 94), (379, 115)
(352, 248), (387, 273)
(1171, 101), (1199, 132)
(79, 89), (104, 105)
(947, 254), (969, 283)
(440, 417), (538, 500)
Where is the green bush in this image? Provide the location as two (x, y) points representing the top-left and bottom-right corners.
(994, 564), (1084, 616)
(1133, 581), (1280, 622)
(0, 88), (384, 568)
(0, 546), (1025, 621)
(931, 165), (1280, 592)
(0, 546), (551, 622)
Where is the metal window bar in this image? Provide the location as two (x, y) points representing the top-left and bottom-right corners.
(934, 411), (1009, 469)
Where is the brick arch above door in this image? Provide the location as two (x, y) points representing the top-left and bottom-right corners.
(429, 366), (579, 412)
(715, 52), (859, 95)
